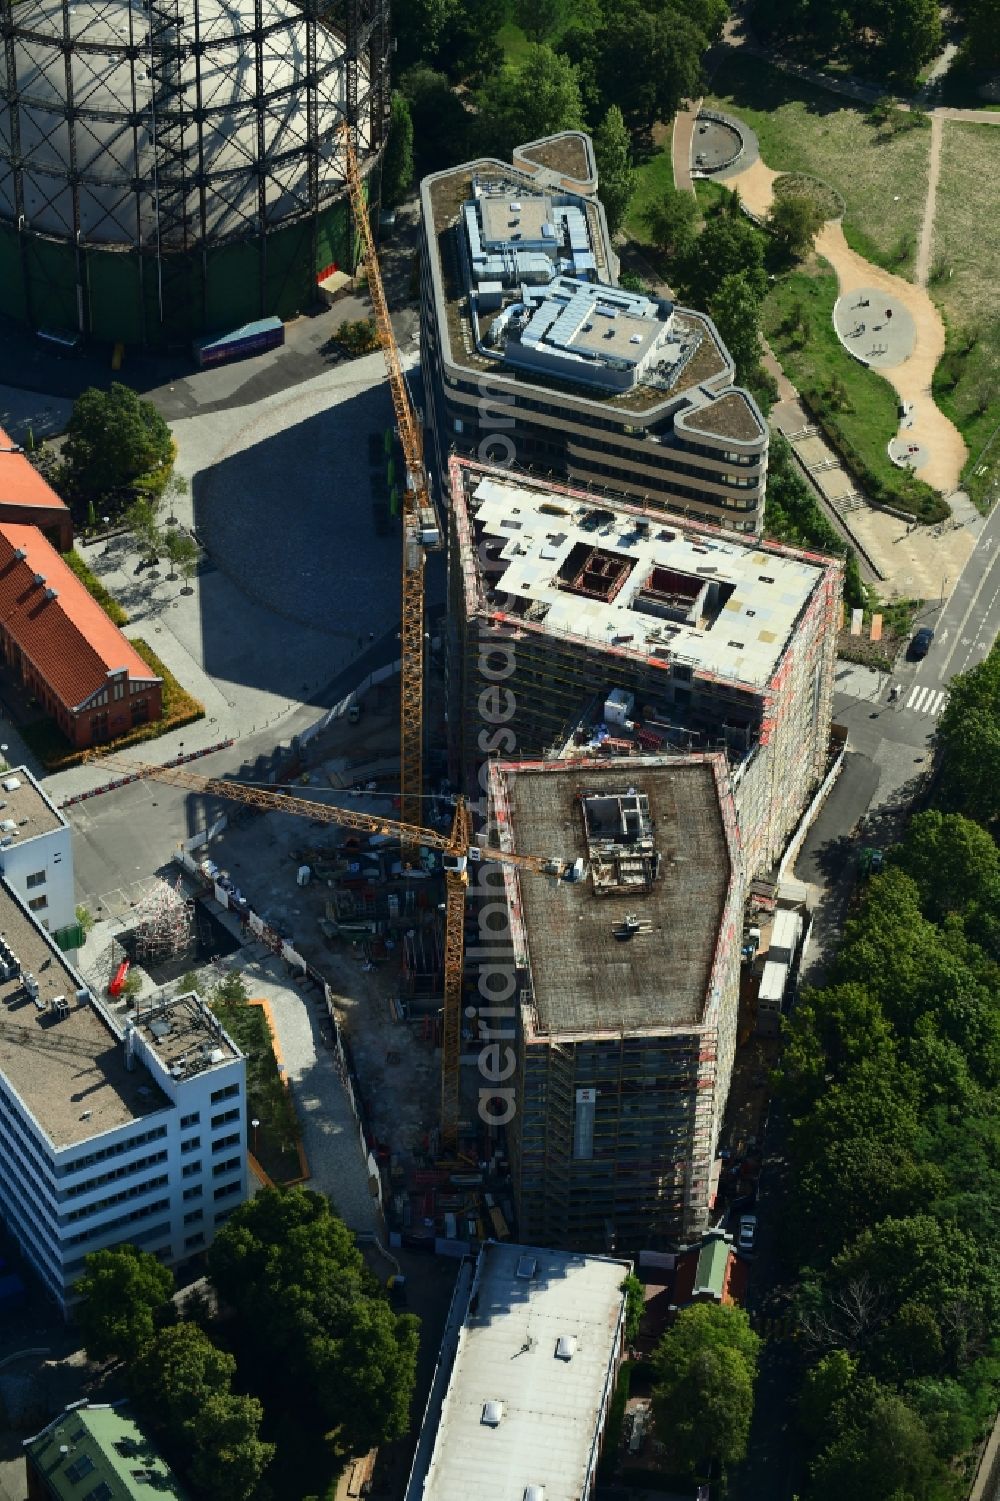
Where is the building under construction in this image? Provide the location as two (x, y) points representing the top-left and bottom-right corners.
(483, 756), (743, 1252)
(448, 459), (842, 878)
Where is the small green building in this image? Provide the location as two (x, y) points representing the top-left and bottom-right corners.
(24, 1402), (187, 1501)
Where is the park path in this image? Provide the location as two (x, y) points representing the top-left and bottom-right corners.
(915, 112), (944, 286)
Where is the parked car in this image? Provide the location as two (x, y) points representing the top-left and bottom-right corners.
(738, 1214), (757, 1255)
(909, 626), (934, 659)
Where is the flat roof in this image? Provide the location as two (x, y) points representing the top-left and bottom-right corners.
(25, 1403), (187, 1500)
(459, 469), (825, 689)
(0, 883), (168, 1150)
(416, 1241), (629, 1501)
(496, 760), (732, 1037)
(0, 765), (65, 843)
(422, 159), (763, 426)
(131, 992), (239, 1078)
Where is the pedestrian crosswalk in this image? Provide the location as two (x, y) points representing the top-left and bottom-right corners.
(906, 684), (948, 716)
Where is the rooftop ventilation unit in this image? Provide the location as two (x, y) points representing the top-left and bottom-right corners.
(44, 588), (58, 601)
(481, 1400), (503, 1427)
(555, 1335), (577, 1360)
(2, 778), (21, 792)
(32, 573), (45, 586)
(516, 1255), (537, 1279)
(0, 820), (16, 834)
(524, 1488), (545, 1501)
(13, 548), (26, 560)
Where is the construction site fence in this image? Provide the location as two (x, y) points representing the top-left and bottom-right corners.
(297, 657), (402, 748)
(777, 733), (848, 880)
(173, 847), (384, 1220)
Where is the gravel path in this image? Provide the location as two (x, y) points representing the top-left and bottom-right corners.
(915, 113), (944, 287)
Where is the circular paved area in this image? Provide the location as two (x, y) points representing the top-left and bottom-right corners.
(833, 287), (916, 369)
(695, 109), (759, 178)
(889, 436), (929, 470)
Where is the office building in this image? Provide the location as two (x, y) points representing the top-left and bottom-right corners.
(482, 756), (743, 1251)
(0, 766), (75, 941)
(405, 1240), (631, 1501)
(448, 461), (842, 878)
(0, 879), (247, 1314)
(419, 131), (769, 534)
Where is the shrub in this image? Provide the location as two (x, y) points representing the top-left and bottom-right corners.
(64, 550), (129, 625)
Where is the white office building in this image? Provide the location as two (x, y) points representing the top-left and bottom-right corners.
(0, 766), (75, 940)
(0, 879), (247, 1314)
(406, 1240), (631, 1501)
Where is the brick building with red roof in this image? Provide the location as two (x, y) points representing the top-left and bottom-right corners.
(0, 427), (72, 552)
(0, 523), (162, 748)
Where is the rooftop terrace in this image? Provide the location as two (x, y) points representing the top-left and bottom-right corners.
(458, 468), (824, 690)
(131, 991), (239, 1079)
(494, 759), (732, 1038)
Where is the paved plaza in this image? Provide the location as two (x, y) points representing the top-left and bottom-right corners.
(833, 287), (916, 369)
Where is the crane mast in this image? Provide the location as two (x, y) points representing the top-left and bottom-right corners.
(104, 759), (578, 1153)
(339, 123), (437, 851)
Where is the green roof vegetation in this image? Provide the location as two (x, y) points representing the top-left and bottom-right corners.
(24, 1404), (187, 1501)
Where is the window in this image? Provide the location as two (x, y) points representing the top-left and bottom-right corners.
(113, 679), (125, 700)
(211, 1107), (240, 1129)
(212, 1133), (240, 1154)
(213, 1156), (240, 1178)
(184, 1209), (203, 1225)
(84, 1484), (113, 1501)
(183, 1185), (202, 1201)
(28, 895), (48, 912)
(182, 1162), (201, 1179)
(211, 1083), (239, 1104)
(214, 1180), (241, 1202)
(185, 1233), (205, 1250)
(64, 1455), (95, 1483)
(26, 870), (46, 889)
(181, 1136), (200, 1154)
(180, 1112), (200, 1128)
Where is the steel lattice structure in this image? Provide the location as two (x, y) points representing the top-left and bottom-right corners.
(0, 0), (389, 343)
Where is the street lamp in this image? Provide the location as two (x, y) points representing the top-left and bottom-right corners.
(251, 1118), (260, 1156)
(940, 575), (948, 606)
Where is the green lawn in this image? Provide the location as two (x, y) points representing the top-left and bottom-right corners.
(623, 144), (676, 247)
(933, 122), (1000, 331)
(209, 1001), (303, 1185)
(763, 262), (947, 522)
(929, 122), (1000, 510)
(496, 20), (534, 65)
(705, 54), (932, 277)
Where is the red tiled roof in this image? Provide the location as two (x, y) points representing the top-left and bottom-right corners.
(0, 523), (160, 712)
(0, 426), (71, 515)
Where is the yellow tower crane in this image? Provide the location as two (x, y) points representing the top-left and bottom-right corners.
(338, 122), (439, 856)
(104, 759), (576, 1152)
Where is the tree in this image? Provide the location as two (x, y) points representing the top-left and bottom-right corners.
(961, 0), (1000, 69)
(164, 529), (198, 583)
(709, 271), (763, 386)
(74, 1245), (174, 1364)
(382, 93), (415, 209)
(131, 1323), (274, 1501)
(62, 383), (173, 505)
(123, 496), (163, 558)
(399, 67), (471, 178)
(596, 0), (717, 126)
(768, 191), (826, 259)
(393, 0), (454, 70)
(474, 45), (584, 160)
(651, 1304), (760, 1474)
(798, 1349), (857, 1441)
(208, 1188), (420, 1454)
(190, 1392), (274, 1501)
(645, 184), (699, 263)
(879, 0), (942, 88)
(679, 211), (768, 306)
(213, 969), (250, 1005)
(621, 1273), (645, 1343)
(935, 643), (1000, 825)
(810, 1387), (954, 1500)
(891, 810), (1000, 931)
(592, 106), (635, 237)
(516, 0), (569, 41)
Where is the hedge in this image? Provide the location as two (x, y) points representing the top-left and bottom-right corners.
(65, 549), (129, 626)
